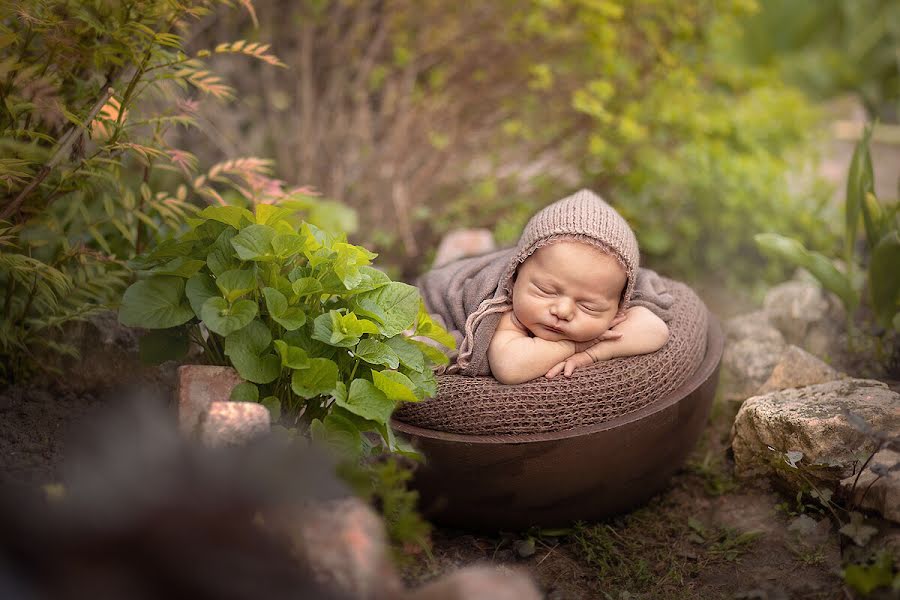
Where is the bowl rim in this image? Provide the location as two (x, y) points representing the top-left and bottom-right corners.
(392, 313), (723, 445)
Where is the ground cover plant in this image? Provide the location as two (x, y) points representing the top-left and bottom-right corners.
(118, 202), (453, 450)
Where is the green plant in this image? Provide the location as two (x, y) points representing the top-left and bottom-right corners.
(756, 124), (900, 339)
(0, 0), (288, 381)
(118, 202), (453, 454)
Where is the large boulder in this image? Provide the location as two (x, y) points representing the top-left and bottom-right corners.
(731, 379), (900, 508)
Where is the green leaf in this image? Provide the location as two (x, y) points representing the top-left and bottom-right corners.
(372, 369), (419, 402)
(415, 302), (457, 348)
(312, 311), (380, 347)
(263, 286), (307, 330)
(207, 229), (239, 276)
(231, 224), (277, 261)
(291, 358), (339, 398)
(845, 124), (874, 263)
(201, 297), (258, 336)
(310, 413), (364, 458)
(403, 367), (438, 400)
(353, 298), (387, 324)
(333, 242), (377, 289)
(869, 231), (900, 329)
(223, 320), (280, 384)
(229, 382), (259, 402)
(272, 232), (310, 258)
(216, 269), (256, 302)
(754, 233), (858, 312)
(292, 276), (323, 297)
(338, 379), (395, 425)
(138, 328), (189, 364)
(260, 395), (282, 421)
(255, 204), (294, 225)
(200, 205), (254, 229)
(411, 339), (450, 366)
(147, 257), (206, 278)
(384, 336), (425, 373)
(119, 276), (194, 329)
(356, 282), (419, 337)
(273, 339), (310, 369)
(263, 286), (288, 316)
(185, 273), (218, 318)
(355, 338), (400, 369)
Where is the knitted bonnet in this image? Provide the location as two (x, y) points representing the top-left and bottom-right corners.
(500, 188), (639, 307)
(450, 188), (640, 374)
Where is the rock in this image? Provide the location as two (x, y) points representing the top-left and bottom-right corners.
(274, 497), (403, 599)
(757, 345), (843, 394)
(432, 229), (496, 268)
(177, 365), (244, 435)
(199, 401), (270, 447)
(722, 312), (786, 400)
(762, 280), (846, 361)
(405, 565), (542, 600)
(840, 449), (900, 524)
(731, 379), (900, 489)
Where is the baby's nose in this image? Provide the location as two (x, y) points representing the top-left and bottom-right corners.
(550, 298), (575, 320)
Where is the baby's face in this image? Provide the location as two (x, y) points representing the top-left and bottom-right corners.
(511, 241), (626, 343)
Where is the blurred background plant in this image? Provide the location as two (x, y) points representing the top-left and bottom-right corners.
(0, 0), (347, 381)
(183, 0), (846, 292)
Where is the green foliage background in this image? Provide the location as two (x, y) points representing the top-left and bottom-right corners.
(186, 0), (836, 290)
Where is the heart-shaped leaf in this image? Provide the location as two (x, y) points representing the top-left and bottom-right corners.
(216, 269), (256, 302)
(231, 224), (277, 261)
(355, 338), (399, 369)
(119, 276), (194, 329)
(201, 297), (258, 336)
(273, 339), (310, 369)
(224, 320), (280, 384)
(185, 273), (218, 318)
(336, 379), (395, 425)
(291, 358), (339, 399)
(372, 369), (418, 402)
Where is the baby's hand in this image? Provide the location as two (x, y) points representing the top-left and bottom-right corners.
(545, 352), (595, 378)
(571, 311), (627, 353)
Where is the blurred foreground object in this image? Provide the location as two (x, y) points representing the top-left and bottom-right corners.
(0, 395), (346, 600)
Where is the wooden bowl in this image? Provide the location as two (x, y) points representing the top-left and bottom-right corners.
(392, 315), (723, 530)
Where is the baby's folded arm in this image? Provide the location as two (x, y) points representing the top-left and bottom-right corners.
(585, 305), (668, 362)
(488, 313), (577, 384)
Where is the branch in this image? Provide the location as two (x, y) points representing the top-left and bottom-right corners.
(1, 87), (115, 221)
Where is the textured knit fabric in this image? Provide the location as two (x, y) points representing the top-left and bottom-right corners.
(394, 277), (708, 435)
(416, 189), (674, 377)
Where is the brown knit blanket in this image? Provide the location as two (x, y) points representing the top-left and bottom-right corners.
(395, 277), (708, 435)
(416, 247), (676, 377)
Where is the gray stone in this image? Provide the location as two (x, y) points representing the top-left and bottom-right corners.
(432, 228), (496, 268)
(731, 379), (900, 487)
(405, 565), (542, 600)
(722, 312), (786, 400)
(177, 365), (245, 435)
(199, 401), (270, 447)
(275, 497), (403, 599)
(757, 345), (843, 394)
(762, 280), (848, 361)
(840, 448), (900, 524)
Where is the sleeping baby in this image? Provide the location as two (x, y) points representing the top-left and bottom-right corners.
(417, 189), (675, 383)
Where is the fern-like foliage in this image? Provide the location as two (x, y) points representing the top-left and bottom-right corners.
(0, 0), (287, 382)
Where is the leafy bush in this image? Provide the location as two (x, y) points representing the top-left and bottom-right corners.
(756, 125), (899, 337)
(118, 203), (453, 453)
(0, 0), (290, 381)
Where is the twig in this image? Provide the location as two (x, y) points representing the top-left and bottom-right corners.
(1, 87), (115, 221)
